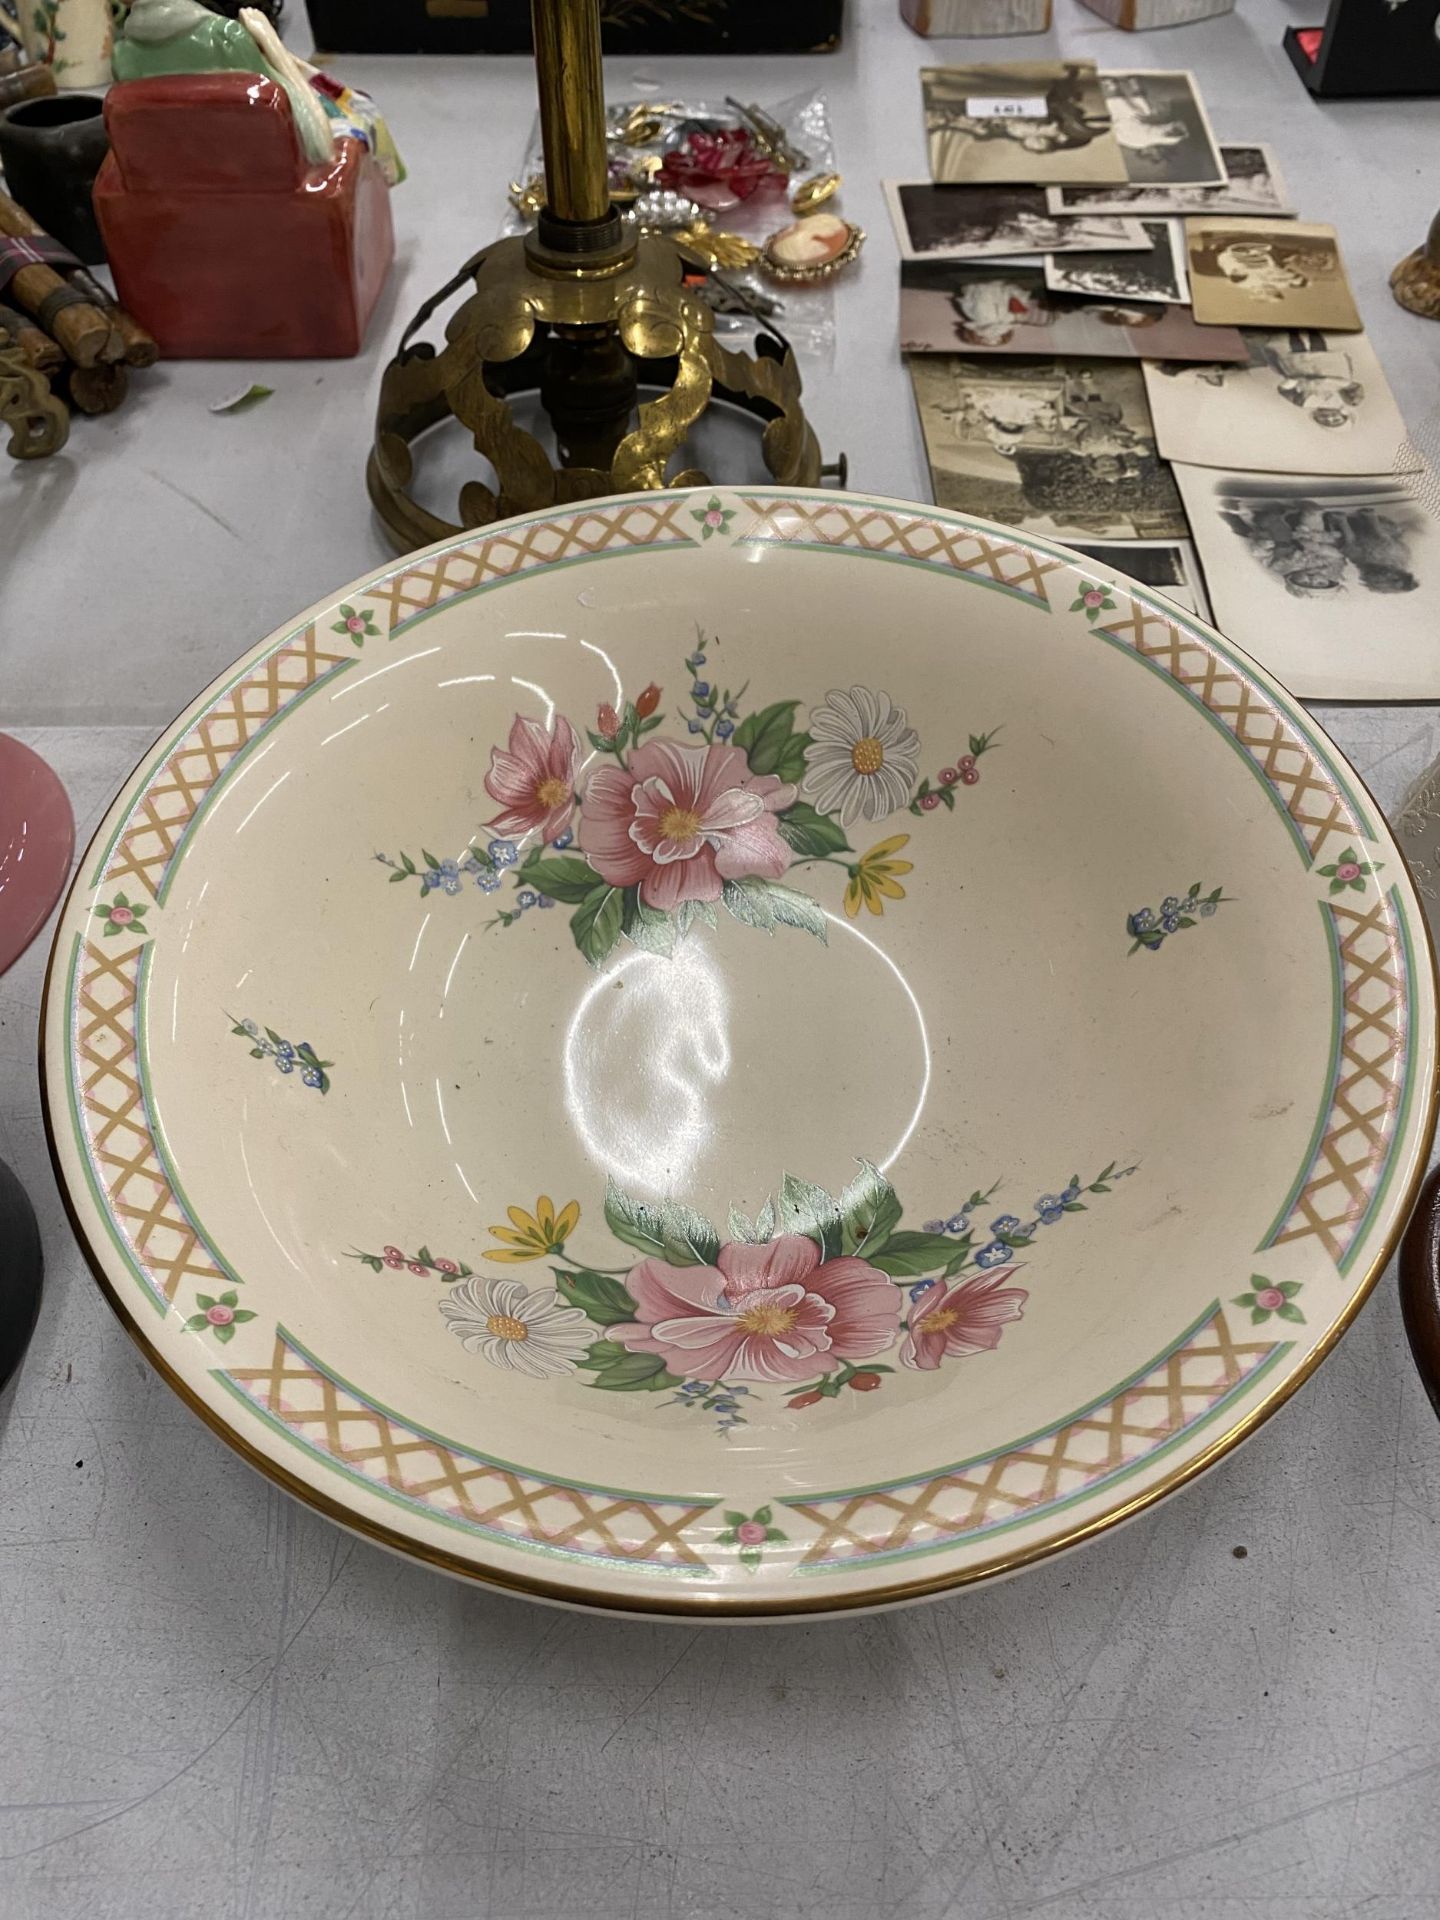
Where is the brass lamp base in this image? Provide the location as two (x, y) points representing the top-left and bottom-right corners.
(367, 229), (827, 553)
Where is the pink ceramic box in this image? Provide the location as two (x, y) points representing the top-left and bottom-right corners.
(94, 72), (393, 359)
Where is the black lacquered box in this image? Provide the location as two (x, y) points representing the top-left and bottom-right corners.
(303, 0), (844, 56)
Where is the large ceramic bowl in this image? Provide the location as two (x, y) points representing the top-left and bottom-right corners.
(42, 489), (1437, 1617)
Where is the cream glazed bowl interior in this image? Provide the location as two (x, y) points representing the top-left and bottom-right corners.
(43, 487), (1437, 1618)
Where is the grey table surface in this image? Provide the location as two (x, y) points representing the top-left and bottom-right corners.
(4, 9), (1440, 1919)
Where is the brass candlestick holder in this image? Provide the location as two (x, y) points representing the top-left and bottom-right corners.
(367, 0), (834, 552)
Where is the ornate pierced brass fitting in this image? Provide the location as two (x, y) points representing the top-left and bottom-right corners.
(366, 0), (838, 552)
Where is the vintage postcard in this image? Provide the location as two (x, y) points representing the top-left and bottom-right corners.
(900, 261), (1247, 362)
(1173, 466), (1440, 700)
(1100, 71), (1225, 188)
(910, 355), (1188, 542)
(922, 61), (1128, 186)
(885, 182), (1147, 261)
(1185, 219), (1362, 331)
(1046, 143), (1294, 219)
(1044, 219), (1189, 304)
(1142, 330), (1421, 476)
(1069, 538), (1211, 621)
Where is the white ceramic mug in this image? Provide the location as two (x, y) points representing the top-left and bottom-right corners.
(0, 0), (115, 89)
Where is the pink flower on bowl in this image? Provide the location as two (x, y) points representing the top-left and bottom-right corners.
(736, 1520), (767, 1546)
(1083, 590), (1106, 608)
(206, 1303), (235, 1327)
(109, 905), (135, 925)
(1253, 1286), (1286, 1311)
(484, 713), (581, 844)
(899, 1268), (1028, 1372)
(610, 1233), (900, 1384)
(1335, 862), (1361, 882)
(579, 740), (796, 912)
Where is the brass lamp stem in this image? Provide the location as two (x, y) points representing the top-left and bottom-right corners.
(531, 0), (612, 229)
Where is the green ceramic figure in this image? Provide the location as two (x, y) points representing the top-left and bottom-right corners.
(112, 1), (334, 163)
(112, 0), (276, 85)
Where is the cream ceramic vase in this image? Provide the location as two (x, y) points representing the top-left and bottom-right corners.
(0, 0), (115, 88)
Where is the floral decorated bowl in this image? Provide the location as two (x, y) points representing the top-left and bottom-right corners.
(42, 488), (1437, 1618)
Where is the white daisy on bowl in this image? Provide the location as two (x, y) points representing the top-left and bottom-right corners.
(439, 1275), (593, 1378)
(802, 687), (921, 827)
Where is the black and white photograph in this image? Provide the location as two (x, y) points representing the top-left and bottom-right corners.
(1046, 142), (1295, 218)
(921, 60), (1128, 186)
(1142, 329), (1421, 475)
(885, 181), (1148, 261)
(1100, 71), (1226, 188)
(1070, 538), (1212, 620)
(910, 355), (1189, 541)
(1173, 465), (1440, 699)
(1185, 218), (1362, 331)
(900, 260), (1248, 361)
(1044, 219), (1190, 304)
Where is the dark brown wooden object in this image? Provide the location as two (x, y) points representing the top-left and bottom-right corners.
(0, 183), (116, 366)
(1401, 1163), (1440, 1418)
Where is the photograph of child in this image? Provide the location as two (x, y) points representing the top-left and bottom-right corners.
(900, 263), (1247, 361)
(1173, 466), (1440, 699)
(1142, 328), (1418, 473)
(1184, 220), (1362, 330)
(911, 356), (1188, 541)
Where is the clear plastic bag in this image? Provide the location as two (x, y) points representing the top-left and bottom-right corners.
(501, 86), (840, 366)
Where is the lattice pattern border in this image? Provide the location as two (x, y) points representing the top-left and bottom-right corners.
(94, 498), (699, 905)
(1266, 894), (1412, 1269)
(68, 932), (224, 1313)
(788, 1304), (1282, 1570)
(222, 1328), (717, 1574)
(1093, 598), (1368, 865)
(98, 624), (352, 905)
(738, 495), (1064, 605)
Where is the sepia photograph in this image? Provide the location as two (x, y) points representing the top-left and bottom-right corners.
(1142, 329), (1421, 476)
(885, 181), (1148, 261)
(1173, 466), (1440, 700)
(1185, 219), (1362, 331)
(1100, 71), (1226, 188)
(909, 355), (1189, 542)
(922, 60), (1128, 186)
(900, 260), (1247, 361)
(1046, 142), (1295, 219)
(1044, 219), (1190, 304)
(1069, 538), (1211, 621)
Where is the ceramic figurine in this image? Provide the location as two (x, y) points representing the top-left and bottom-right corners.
(94, 71), (394, 357)
(112, 0), (336, 165)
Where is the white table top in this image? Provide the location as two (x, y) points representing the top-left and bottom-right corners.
(4, 12), (1440, 1918)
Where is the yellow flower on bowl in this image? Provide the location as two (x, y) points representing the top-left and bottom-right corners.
(843, 836), (914, 919)
(485, 1195), (581, 1263)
